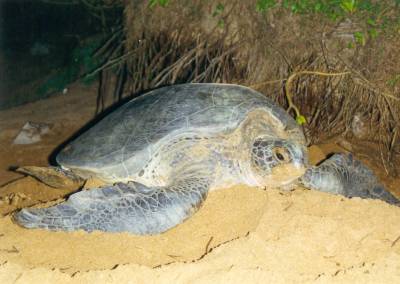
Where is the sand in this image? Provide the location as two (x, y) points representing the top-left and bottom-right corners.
(0, 83), (399, 283)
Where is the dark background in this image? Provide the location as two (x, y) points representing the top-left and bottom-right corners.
(0, 0), (106, 110)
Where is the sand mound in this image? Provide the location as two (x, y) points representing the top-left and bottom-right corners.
(0, 184), (267, 272)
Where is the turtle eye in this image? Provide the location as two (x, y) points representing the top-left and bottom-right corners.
(272, 147), (290, 163)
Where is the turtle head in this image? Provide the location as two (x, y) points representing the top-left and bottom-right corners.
(249, 138), (307, 187)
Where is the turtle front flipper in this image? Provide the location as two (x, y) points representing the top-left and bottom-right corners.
(300, 153), (400, 205)
(14, 177), (210, 235)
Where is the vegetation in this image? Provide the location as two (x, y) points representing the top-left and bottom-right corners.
(33, 0), (123, 101)
(36, 1), (400, 99)
(255, 0), (400, 46)
(35, 36), (104, 97)
(148, 0), (399, 47)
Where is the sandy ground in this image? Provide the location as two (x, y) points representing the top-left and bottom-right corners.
(0, 83), (399, 283)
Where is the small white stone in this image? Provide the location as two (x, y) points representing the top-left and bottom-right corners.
(13, 122), (52, 145)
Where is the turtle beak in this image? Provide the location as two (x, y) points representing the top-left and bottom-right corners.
(265, 162), (306, 189)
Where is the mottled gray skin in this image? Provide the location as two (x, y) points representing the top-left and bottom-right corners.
(14, 83), (399, 235)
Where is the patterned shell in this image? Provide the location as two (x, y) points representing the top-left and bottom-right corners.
(56, 83), (303, 175)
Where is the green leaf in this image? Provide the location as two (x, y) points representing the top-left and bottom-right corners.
(149, 0), (170, 8)
(347, 41), (355, 49)
(340, 0), (357, 14)
(368, 28), (378, 39)
(367, 18), (376, 26)
(282, 0), (289, 9)
(212, 3), (225, 17)
(216, 3), (225, 13)
(256, 0), (276, 13)
(354, 31), (366, 45)
(314, 3), (322, 12)
(291, 3), (299, 13)
(296, 115), (307, 125)
(387, 74), (400, 87)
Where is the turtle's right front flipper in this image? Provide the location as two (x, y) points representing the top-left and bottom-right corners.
(300, 153), (400, 205)
(14, 177), (210, 235)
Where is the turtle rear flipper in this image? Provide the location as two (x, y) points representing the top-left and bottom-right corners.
(16, 166), (84, 189)
(300, 153), (400, 205)
(13, 177), (210, 235)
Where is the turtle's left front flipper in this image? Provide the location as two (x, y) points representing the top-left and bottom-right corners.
(13, 177), (210, 235)
(300, 153), (400, 205)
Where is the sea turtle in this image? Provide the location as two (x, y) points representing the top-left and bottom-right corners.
(14, 84), (399, 235)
